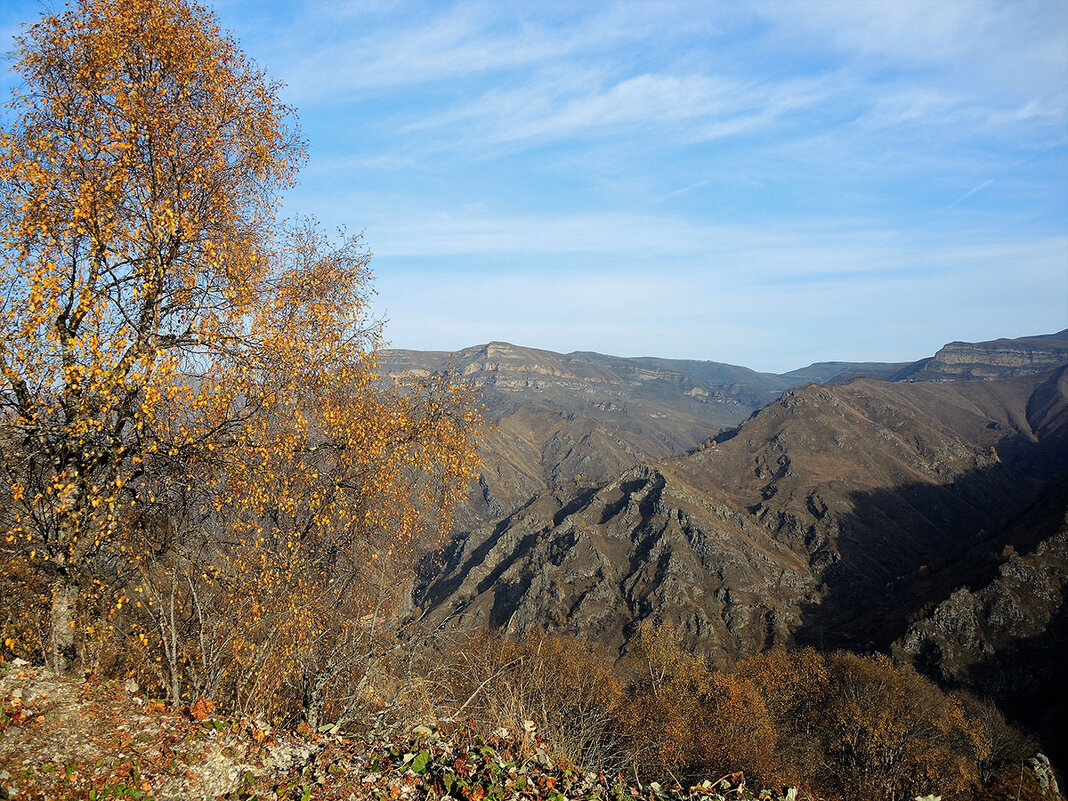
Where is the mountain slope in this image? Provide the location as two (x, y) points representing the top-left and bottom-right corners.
(781, 361), (910, 384)
(381, 342), (789, 528)
(418, 464), (817, 665)
(417, 367), (1068, 660)
(679, 367), (1068, 647)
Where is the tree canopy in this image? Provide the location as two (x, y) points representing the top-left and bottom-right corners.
(0, 0), (479, 687)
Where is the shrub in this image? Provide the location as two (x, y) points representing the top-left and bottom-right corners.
(625, 623), (778, 786)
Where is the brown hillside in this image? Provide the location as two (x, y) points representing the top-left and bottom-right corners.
(419, 367), (1068, 660)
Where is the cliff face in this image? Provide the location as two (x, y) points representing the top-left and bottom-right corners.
(381, 342), (789, 421)
(893, 330), (1068, 382)
(419, 464), (816, 665)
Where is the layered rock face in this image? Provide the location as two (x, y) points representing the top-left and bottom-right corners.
(381, 341), (790, 421)
(893, 329), (1068, 381)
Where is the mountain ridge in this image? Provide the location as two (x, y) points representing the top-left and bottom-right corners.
(412, 351), (1068, 765)
(384, 330), (1068, 534)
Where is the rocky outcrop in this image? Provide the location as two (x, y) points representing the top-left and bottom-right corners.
(893, 330), (1068, 382)
(896, 522), (1068, 689)
(418, 465), (816, 664)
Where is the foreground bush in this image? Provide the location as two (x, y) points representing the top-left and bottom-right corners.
(740, 649), (989, 800)
(625, 623), (778, 785)
(410, 629), (1009, 801)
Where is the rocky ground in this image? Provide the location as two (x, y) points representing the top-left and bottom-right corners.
(0, 661), (795, 801)
(0, 660), (318, 800)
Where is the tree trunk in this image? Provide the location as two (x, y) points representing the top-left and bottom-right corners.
(302, 671), (321, 732)
(49, 574), (79, 674)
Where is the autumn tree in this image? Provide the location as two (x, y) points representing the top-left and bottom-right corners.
(625, 623), (778, 785)
(0, 0), (479, 678)
(739, 648), (989, 800)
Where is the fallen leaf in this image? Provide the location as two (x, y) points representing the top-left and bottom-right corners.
(189, 696), (214, 721)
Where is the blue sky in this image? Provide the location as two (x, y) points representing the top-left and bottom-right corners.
(3, 1), (1067, 372)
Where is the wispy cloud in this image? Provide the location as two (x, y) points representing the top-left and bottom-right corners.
(358, 205), (1066, 281)
(403, 70), (832, 152)
(272, 1), (734, 103)
(760, 0), (1068, 133)
(946, 180), (995, 209)
(284, 4), (566, 100)
(663, 180), (709, 200)
(3, 0), (1064, 368)
(409, 72), (739, 143)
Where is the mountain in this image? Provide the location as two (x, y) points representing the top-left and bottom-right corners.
(406, 332), (1068, 765)
(417, 462), (818, 666)
(417, 367), (1068, 656)
(381, 342), (793, 527)
(381, 341), (788, 417)
(384, 333), (1068, 530)
(892, 329), (1068, 382)
(781, 361), (910, 384)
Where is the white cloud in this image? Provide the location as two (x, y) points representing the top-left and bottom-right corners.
(759, 0), (987, 65)
(358, 204), (1068, 285)
(372, 226), (1068, 372)
(405, 70), (831, 150)
(272, 1), (734, 103)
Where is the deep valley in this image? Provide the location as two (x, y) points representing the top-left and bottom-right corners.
(387, 330), (1068, 770)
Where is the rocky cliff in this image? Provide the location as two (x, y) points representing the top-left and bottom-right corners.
(893, 329), (1068, 382)
(418, 464), (817, 665)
